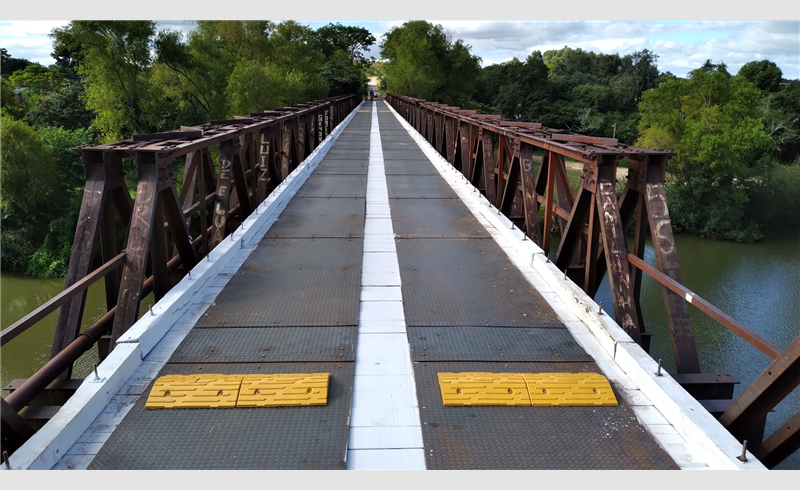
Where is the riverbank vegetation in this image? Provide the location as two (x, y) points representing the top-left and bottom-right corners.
(380, 21), (800, 243)
(2, 20), (798, 277)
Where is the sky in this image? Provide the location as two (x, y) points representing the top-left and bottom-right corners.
(1, 5), (799, 80)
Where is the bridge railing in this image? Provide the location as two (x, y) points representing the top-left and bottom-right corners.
(384, 93), (799, 468)
(0, 94), (361, 455)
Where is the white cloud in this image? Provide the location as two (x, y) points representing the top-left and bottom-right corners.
(1, 20), (797, 79)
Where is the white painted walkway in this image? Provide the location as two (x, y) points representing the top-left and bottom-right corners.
(345, 102), (426, 470)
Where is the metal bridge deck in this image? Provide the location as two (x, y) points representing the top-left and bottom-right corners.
(84, 102), (677, 470)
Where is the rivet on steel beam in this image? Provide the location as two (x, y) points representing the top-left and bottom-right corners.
(3, 451), (10, 469)
(737, 440), (749, 463)
(563, 269), (568, 280)
(149, 305), (154, 317)
(655, 359), (663, 377)
(188, 270), (192, 280)
(93, 363), (100, 380)
(598, 302), (603, 315)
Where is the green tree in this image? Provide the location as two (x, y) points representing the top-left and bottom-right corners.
(8, 63), (60, 92)
(380, 21), (481, 106)
(1, 48), (32, 77)
(25, 80), (96, 130)
(321, 50), (367, 97)
(0, 117), (68, 271)
(316, 23), (375, 63)
(152, 26), (233, 124)
(51, 21), (158, 141)
(637, 61), (775, 241)
(738, 59), (783, 93)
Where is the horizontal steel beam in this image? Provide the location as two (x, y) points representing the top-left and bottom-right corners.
(627, 253), (781, 360)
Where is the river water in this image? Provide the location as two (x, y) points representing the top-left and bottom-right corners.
(1, 229), (798, 468)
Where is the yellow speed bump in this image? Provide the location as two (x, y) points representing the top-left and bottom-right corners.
(438, 372), (530, 406)
(523, 373), (617, 407)
(145, 373), (330, 409)
(145, 374), (243, 409)
(437, 372), (618, 407)
(237, 373), (329, 407)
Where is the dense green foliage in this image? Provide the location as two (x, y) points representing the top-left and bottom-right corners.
(1, 21), (373, 277)
(1, 21), (798, 277)
(380, 21), (481, 106)
(1, 48), (33, 76)
(637, 61), (799, 240)
(474, 47), (660, 144)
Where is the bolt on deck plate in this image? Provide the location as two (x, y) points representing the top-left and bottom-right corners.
(238, 373), (330, 407)
(145, 373), (330, 409)
(438, 372), (618, 407)
(523, 373), (617, 407)
(438, 372), (530, 406)
(145, 374), (243, 409)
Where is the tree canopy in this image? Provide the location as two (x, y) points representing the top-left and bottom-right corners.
(380, 21), (482, 106)
(637, 61), (775, 241)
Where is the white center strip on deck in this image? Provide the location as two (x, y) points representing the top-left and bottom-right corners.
(345, 102), (426, 470)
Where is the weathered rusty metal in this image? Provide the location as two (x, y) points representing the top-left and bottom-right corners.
(385, 93), (670, 348)
(719, 333), (799, 435)
(753, 411), (800, 469)
(1, 253), (125, 347)
(626, 254), (782, 360)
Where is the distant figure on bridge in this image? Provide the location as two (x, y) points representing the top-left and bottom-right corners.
(370, 89), (374, 101)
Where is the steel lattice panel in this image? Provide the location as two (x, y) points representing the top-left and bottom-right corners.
(395, 238), (561, 326)
(265, 197), (365, 238)
(170, 327), (357, 363)
(88, 362), (355, 470)
(195, 238), (362, 327)
(412, 361), (679, 470)
(389, 198), (490, 238)
(386, 175), (458, 199)
(407, 326), (592, 362)
(295, 174), (366, 198)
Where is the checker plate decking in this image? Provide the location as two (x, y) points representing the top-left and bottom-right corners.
(88, 363), (354, 469)
(265, 197), (365, 238)
(407, 326), (592, 362)
(170, 327), (357, 363)
(389, 198), (491, 238)
(413, 362), (678, 470)
(195, 238), (362, 327)
(395, 238), (561, 327)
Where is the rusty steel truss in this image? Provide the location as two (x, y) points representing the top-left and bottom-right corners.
(1, 95), (360, 455)
(385, 93), (800, 468)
